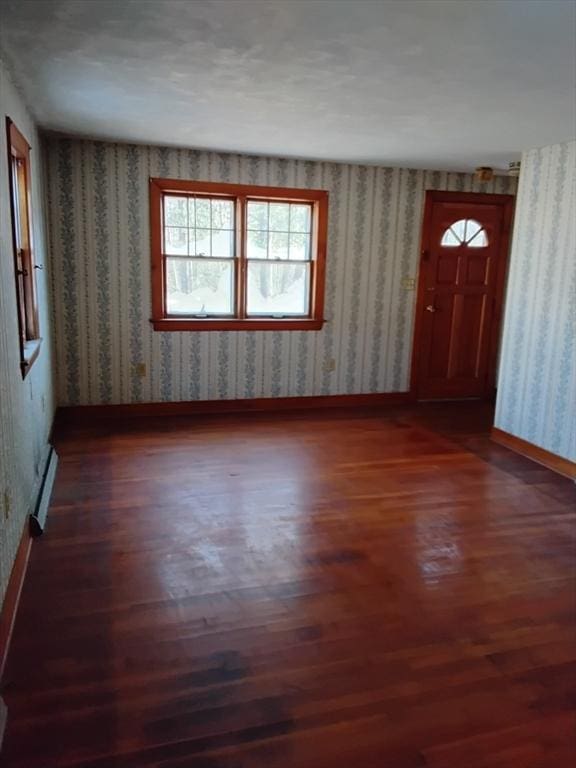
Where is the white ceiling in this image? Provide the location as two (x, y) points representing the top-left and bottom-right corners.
(1, 0), (575, 171)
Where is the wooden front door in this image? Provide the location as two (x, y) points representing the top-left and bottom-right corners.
(412, 191), (514, 400)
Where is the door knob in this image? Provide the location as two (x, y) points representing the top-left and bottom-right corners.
(425, 304), (437, 313)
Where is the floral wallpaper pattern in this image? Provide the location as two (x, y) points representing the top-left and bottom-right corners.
(45, 138), (516, 406)
(495, 140), (576, 462)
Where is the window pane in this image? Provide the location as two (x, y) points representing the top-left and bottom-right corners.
(269, 202), (290, 231)
(441, 227), (460, 247)
(195, 198), (211, 228)
(464, 219), (482, 242)
(468, 229), (488, 247)
(166, 258), (234, 315)
(11, 159), (23, 249)
(451, 219), (466, 241)
(269, 231), (289, 260)
(193, 228), (211, 256)
(211, 228), (234, 258)
(211, 199), (233, 229)
(165, 227), (188, 255)
(247, 229), (268, 259)
(164, 196), (188, 227)
(247, 262), (310, 316)
(289, 232), (310, 261)
(247, 201), (268, 230)
(290, 204), (311, 233)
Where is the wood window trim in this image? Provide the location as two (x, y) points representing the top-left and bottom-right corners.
(6, 118), (41, 378)
(149, 178), (328, 331)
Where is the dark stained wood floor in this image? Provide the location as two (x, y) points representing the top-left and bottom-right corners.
(2, 403), (575, 767)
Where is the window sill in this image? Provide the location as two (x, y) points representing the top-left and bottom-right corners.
(21, 338), (41, 378)
(150, 318), (325, 332)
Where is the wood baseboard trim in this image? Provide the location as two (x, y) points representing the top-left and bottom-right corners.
(0, 444), (57, 681)
(57, 392), (412, 425)
(491, 427), (576, 479)
(0, 523), (31, 681)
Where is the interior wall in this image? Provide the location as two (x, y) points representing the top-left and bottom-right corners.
(0, 60), (55, 606)
(495, 140), (576, 462)
(44, 138), (516, 406)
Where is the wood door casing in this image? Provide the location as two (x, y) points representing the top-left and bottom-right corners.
(411, 191), (514, 400)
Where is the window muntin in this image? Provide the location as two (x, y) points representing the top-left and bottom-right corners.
(150, 179), (328, 331)
(7, 118), (40, 376)
(246, 201), (311, 260)
(441, 218), (488, 248)
(164, 195), (235, 258)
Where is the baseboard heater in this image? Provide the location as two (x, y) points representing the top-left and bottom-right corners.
(0, 695), (7, 751)
(29, 445), (58, 537)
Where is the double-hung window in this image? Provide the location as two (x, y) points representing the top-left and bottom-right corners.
(6, 118), (41, 376)
(150, 179), (328, 330)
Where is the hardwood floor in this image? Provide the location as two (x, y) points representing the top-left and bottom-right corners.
(1, 403), (575, 767)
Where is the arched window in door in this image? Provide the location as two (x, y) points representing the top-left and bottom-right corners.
(441, 219), (488, 248)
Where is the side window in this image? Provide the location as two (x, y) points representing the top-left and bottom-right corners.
(7, 118), (41, 376)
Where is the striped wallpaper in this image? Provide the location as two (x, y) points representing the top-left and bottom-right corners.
(44, 138), (517, 406)
(495, 140), (576, 462)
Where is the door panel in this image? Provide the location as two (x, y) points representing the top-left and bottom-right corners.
(427, 293), (455, 379)
(412, 192), (514, 400)
(466, 253), (491, 285)
(436, 252), (459, 284)
(448, 293), (487, 380)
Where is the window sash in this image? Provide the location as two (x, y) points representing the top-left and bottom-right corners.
(246, 260), (311, 317)
(13, 158), (37, 341)
(165, 255), (236, 318)
(162, 192), (237, 259)
(161, 193), (315, 319)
